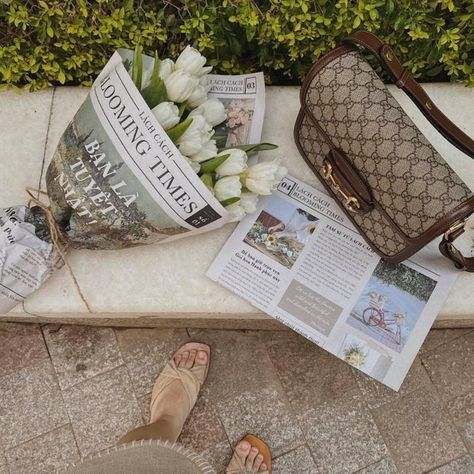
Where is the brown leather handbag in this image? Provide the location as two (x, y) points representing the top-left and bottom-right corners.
(294, 31), (474, 271)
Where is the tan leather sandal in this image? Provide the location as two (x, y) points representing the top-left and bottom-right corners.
(149, 342), (211, 424)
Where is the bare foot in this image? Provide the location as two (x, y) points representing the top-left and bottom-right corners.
(226, 440), (270, 473)
(149, 343), (210, 441)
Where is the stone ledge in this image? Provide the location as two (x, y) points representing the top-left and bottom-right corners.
(1, 84), (473, 327)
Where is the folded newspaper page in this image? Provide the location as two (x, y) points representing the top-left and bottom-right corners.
(207, 73), (265, 148)
(0, 207), (55, 312)
(0, 50), (266, 313)
(207, 175), (459, 390)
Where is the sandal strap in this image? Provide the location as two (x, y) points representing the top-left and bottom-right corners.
(150, 360), (203, 413)
(225, 454), (248, 473)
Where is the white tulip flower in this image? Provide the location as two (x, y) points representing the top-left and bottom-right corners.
(244, 159), (288, 195)
(187, 77), (211, 108)
(190, 139), (218, 163)
(240, 192), (259, 214)
(214, 175), (242, 202)
(164, 69), (198, 103)
(189, 98), (226, 127)
(176, 45), (213, 77)
(177, 114), (214, 156)
(151, 101), (180, 130)
(215, 149), (248, 176)
(226, 202), (246, 222)
(185, 156), (201, 174)
(159, 58), (175, 80)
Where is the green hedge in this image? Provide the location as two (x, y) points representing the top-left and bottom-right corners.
(0, 0), (473, 90)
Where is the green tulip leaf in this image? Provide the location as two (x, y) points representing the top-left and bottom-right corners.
(220, 196), (240, 207)
(141, 52), (167, 108)
(178, 103), (187, 118)
(200, 173), (214, 189)
(166, 117), (193, 142)
(199, 154), (230, 174)
(132, 44), (143, 90)
(219, 142), (278, 155)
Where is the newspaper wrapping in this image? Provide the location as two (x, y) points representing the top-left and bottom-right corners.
(0, 50), (265, 313)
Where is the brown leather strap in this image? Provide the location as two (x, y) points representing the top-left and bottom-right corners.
(342, 31), (474, 159)
(439, 224), (474, 272)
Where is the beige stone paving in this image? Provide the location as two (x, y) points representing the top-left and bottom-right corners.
(0, 323), (473, 474)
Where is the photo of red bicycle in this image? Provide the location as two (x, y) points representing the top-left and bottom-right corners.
(362, 292), (406, 345)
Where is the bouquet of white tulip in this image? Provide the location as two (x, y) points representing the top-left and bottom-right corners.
(0, 44), (285, 313)
(127, 45), (287, 222)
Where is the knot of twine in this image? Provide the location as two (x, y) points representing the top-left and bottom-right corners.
(26, 187), (92, 313)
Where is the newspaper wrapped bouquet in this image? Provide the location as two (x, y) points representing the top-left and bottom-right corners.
(0, 45), (286, 313)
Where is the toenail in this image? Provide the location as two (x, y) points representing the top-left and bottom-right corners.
(261, 463), (266, 470)
(257, 454), (263, 460)
(251, 447), (258, 453)
(239, 441), (250, 450)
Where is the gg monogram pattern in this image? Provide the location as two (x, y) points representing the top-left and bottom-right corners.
(297, 50), (472, 257)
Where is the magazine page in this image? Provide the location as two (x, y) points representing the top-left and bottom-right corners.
(207, 175), (459, 390)
(207, 72), (265, 147)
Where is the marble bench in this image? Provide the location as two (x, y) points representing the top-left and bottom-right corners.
(1, 85), (473, 328)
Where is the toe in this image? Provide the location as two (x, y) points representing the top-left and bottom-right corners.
(259, 462), (267, 472)
(174, 353), (182, 366)
(253, 454), (263, 471)
(185, 350), (197, 368)
(236, 440), (251, 459)
(245, 446), (258, 470)
(195, 350), (208, 366)
(178, 351), (189, 368)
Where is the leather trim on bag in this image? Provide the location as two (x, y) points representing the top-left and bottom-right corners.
(294, 108), (474, 265)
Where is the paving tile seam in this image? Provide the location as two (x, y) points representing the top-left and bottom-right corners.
(271, 441), (309, 461)
(365, 401), (404, 474)
(352, 456), (395, 474)
(2, 422), (72, 456)
(425, 454), (473, 473)
(56, 360), (131, 392)
(371, 384), (469, 474)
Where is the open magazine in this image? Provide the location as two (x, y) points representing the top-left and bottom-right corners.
(207, 175), (459, 390)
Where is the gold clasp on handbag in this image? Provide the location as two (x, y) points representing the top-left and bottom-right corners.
(322, 161), (360, 213)
(444, 218), (467, 242)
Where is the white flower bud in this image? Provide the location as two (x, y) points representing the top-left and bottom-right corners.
(215, 149), (248, 176)
(176, 45), (213, 77)
(189, 98), (226, 127)
(187, 76), (211, 108)
(245, 159), (288, 195)
(159, 58), (175, 80)
(164, 69), (198, 103)
(214, 175), (242, 202)
(226, 202), (246, 222)
(151, 101), (180, 130)
(190, 139), (218, 163)
(177, 114), (214, 156)
(240, 192), (259, 214)
(184, 156), (201, 174)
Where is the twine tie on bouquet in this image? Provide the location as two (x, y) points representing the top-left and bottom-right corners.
(26, 187), (92, 313)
